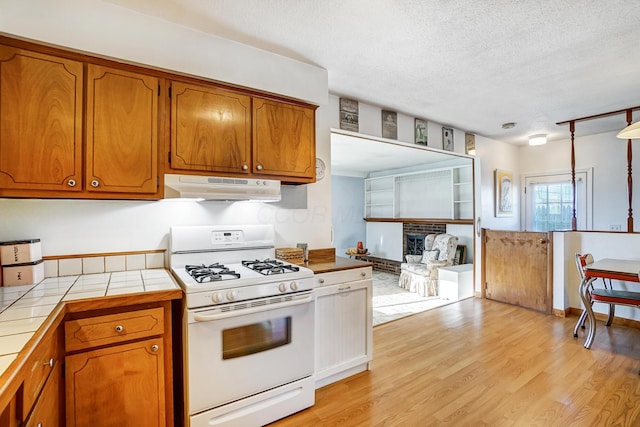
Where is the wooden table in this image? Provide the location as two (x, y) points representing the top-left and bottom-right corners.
(580, 258), (640, 349)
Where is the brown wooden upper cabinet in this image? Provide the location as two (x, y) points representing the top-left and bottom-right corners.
(86, 64), (159, 194)
(170, 81), (252, 174)
(0, 36), (318, 200)
(170, 81), (316, 183)
(0, 45), (83, 192)
(253, 98), (315, 182)
(0, 42), (161, 199)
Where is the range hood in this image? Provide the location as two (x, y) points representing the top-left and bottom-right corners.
(164, 174), (281, 202)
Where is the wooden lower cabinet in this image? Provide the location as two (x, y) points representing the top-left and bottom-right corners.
(0, 313), (63, 427)
(24, 360), (63, 427)
(64, 303), (172, 427)
(0, 296), (179, 427)
(65, 338), (165, 427)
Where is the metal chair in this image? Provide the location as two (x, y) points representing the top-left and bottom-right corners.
(573, 253), (614, 337)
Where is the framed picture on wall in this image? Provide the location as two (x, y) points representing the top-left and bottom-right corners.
(465, 133), (476, 155)
(495, 169), (513, 217)
(442, 127), (454, 151)
(339, 98), (359, 132)
(415, 118), (428, 145)
(382, 110), (398, 139)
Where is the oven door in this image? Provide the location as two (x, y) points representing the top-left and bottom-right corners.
(185, 291), (315, 415)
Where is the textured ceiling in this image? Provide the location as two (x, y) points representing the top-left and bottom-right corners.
(107, 0), (640, 145)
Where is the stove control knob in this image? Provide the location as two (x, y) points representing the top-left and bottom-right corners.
(226, 291), (237, 301)
(290, 281), (298, 291)
(278, 283), (286, 293)
(211, 293), (222, 304)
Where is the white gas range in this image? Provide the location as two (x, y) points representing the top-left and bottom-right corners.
(169, 225), (316, 427)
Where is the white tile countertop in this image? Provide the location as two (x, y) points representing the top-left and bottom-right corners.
(0, 268), (180, 376)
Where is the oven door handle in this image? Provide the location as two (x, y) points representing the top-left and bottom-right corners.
(193, 293), (313, 322)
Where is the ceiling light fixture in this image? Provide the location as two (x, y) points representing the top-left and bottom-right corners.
(616, 121), (640, 139)
(502, 122), (516, 129)
(528, 134), (547, 146)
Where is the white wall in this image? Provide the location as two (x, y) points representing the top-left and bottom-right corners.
(0, 0), (333, 258)
(331, 176), (366, 256)
(519, 130), (640, 232)
(474, 135), (521, 231)
(366, 223), (403, 261)
(0, 0), (327, 105)
(328, 95), (468, 155)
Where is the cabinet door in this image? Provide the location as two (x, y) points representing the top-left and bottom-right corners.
(24, 361), (62, 427)
(65, 338), (165, 427)
(170, 81), (251, 173)
(0, 45), (83, 191)
(314, 278), (372, 384)
(252, 98), (315, 181)
(86, 65), (159, 194)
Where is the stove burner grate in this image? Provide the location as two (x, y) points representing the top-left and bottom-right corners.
(185, 263), (241, 283)
(241, 259), (300, 276)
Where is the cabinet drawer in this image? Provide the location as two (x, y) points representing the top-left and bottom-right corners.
(65, 307), (164, 352)
(22, 329), (58, 417)
(315, 267), (372, 287)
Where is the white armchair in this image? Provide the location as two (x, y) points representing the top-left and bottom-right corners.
(398, 233), (459, 297)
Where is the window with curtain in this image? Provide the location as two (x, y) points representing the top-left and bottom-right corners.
(524, 170), (591, 231)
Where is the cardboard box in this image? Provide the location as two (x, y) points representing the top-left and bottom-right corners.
(0, 239), (42, 266)
(3, 259), (44, 286)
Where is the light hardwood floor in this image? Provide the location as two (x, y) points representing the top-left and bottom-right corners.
(270, 298), (640, 426)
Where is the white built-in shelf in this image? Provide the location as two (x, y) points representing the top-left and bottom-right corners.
(365, 164), (473, 220)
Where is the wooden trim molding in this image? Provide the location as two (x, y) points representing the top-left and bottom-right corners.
(43, 249), (165, 261)
(364, 218), (474, 225)
(552, 308), (570, 318)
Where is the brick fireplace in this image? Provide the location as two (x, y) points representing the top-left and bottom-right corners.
(403, 223), (446, 259)
(365, 223), (446, 273)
